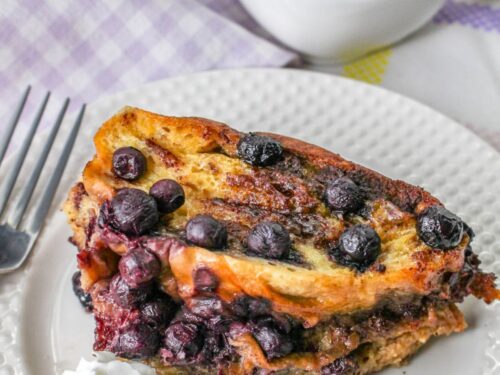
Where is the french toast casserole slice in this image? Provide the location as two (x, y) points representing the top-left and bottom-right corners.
(64, 107), (500, 374)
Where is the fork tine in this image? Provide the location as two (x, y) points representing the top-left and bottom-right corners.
(0, 91), (50, 218)
(0, 86), (31, 166)
(7, 98), (70, 229)
(26, 104), (85, 235)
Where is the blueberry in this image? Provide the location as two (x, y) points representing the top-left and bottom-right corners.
(190, 296), (226, 319)
(149, 179), (185, 214)
(331, 224), (381, 271)
(198, 330), (233, 363)
(108, 188), (159, 235)
(232, 296), (271, 319)
(237, 133), (283, 167)
(193, 267), (219, 293)
(140, 297), (176, 329)
(205, 314), (234, 334)
(71, 271), (93, 312)
(324, 177), (363, 214)
(448, 247), (479, 302)
(321, 357), (359, 375)
(246, 221), (291, 259)
(113, 323), (159, 359)
(252, 325), (293, 359)
(119, 247), (161, 288)
(164, 322), (202, 358)
(112, 147), (147, 181)
(257, 314), (292, 335)
(109, 275), (151, 308)
(417, 206), (464, 250)
(171, 305), (205, 326)
(185, 215), (227, 249)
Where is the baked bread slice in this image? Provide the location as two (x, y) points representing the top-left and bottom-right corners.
(64, 107), (500, 374)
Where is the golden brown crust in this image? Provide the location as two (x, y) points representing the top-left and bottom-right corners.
(264, 134), (440, 214)
(83, 107), (439, 213)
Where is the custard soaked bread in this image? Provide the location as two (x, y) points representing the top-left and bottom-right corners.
(64, 107), (500, 374)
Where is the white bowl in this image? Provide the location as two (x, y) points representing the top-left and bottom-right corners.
(240, 0), (445, 64)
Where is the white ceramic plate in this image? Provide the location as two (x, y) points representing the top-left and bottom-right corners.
(1, 69), (500, 375)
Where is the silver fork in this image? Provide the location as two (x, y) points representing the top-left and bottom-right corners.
(0, 87), (85, 273)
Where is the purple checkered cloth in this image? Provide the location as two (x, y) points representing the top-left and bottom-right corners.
(2, 0), (500, 153)
(434, 0), (500, 32)
(0, 0), (296, 125)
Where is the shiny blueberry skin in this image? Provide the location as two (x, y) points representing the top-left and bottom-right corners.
(417, 205), (465, 250)
(189, 296), (226, 319)
(247, 221), (291, 259)
(140, 297), (176, 329)
(164, 322), (202, 358)
(149, 179), (185, 214)
(71, 271), (93, 312)
(112, 147), (147, 181)
(331, 224), (381, 271)
(324, 177), (363, 214)
(108, 188), (159, 235)
(119, 247), (161, 288)
(185, 215), (227, 249)
(109, 275), (151, 308)
(113, 323), (160, 359)
(237, 133), (283, 167)
(252, 325), (293, 360)
(193, 267), (219, 293)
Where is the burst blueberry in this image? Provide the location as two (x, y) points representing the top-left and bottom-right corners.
(189, 296), (226, 319)
(140, 297), (176, 329)
(113, 323), (159, 359)
(119, 247), (161, 288)
(112, 147), (147, 181)
(163, 322), (202, 359)
(417, 205), (464, 250)
(237, 133), (283, 167)
(109, 274), (151, 308)
(252, 324), (293, 360)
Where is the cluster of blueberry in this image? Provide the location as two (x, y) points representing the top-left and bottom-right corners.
(80, 139), (300, 363)
(108, 273), (175, 359)
(159, 289), (296, 364)
(240, 133), (467, 270)
(76, 253), (297, 362)
(110, 135), (466, 270)
(72, 133), (469, 368)
(73, 264), (176, 358)
(322, 170), (466, 270)
(107, 141), (293, 263)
